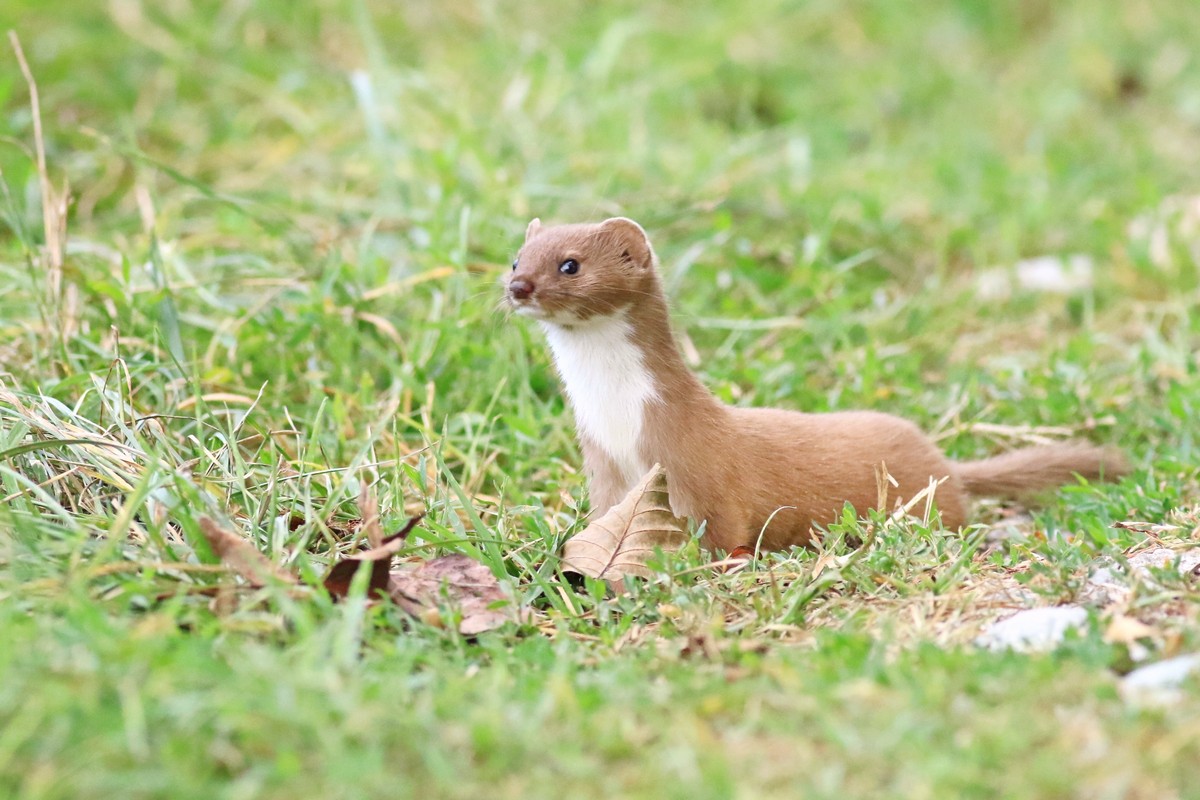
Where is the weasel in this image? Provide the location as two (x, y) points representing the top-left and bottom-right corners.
(505, 217), (1128, 552)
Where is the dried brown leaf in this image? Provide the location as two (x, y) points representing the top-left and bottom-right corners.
(322, 513), (423, 599)
(561, 464), (689, 587)
(198, 516), (297, 587)
(389, 554), (524, 635)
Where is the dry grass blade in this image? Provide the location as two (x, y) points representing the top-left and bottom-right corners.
(0, 384), (148, 510)
(198, 516), (297, 587)
(8, 31), (66, 305)
(561, 463), (689, 586)
(357, 479), (384, 549)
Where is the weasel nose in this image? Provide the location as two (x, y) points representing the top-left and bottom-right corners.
(508, 279), (535, 301)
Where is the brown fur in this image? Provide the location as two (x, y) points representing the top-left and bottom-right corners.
(506, 218), (1129, 552)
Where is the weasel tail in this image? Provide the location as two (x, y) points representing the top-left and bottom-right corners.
(954, 443), (1128, 498)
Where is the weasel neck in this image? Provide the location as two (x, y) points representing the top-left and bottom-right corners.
(622, 292), (718, 409)
(539, 294), (720, 484)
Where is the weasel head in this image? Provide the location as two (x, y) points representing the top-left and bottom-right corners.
(504, 217), (658, 326)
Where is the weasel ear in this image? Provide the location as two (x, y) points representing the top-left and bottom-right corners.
(525, 218), (543, 242)
(599, 217), (653, 269)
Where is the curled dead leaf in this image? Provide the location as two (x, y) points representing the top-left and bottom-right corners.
(389, 554), (525, 635)
(561, 464), (689, 588)
(322, 514), (424, 599)
(199, 516), (297, 587)
(320, 512), (523, 634)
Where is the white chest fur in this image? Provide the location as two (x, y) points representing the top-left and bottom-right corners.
(540, 312), (659, 485)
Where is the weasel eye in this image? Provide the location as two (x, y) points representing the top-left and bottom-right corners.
(558, 259), (580, 275)
(511, 258), (518, 271)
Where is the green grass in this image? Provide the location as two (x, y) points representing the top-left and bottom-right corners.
(3, 1), (1200, 797)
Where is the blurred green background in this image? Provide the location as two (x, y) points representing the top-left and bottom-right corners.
(5, 0), (1199, 269)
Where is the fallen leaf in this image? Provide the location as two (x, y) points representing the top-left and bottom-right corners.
(1104, 614), (1158, 645)
(322, 514), (423, 599)
(389, 554), (523, 635)
(199, 516), (297, 587)
(320, 513), (524, 632)
(561, 464), (689, 587)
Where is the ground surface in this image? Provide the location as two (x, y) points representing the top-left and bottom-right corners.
(2, 1), (1199, 798)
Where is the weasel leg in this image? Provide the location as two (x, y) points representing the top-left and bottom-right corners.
(582, 445), (634, 517)
(699, 513), (751, 556)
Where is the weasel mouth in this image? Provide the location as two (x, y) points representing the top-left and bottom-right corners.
(510, 299), (546, 318)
